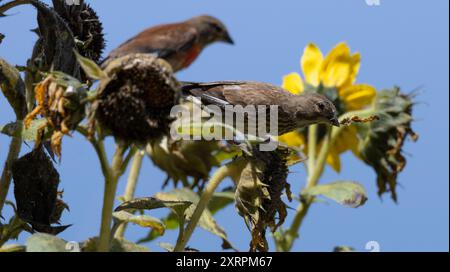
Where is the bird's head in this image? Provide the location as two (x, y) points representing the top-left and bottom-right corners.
(190, 15), (234, 45)
(292, 93), (340, 127)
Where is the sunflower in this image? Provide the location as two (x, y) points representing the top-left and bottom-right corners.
(279, 43), (377, 172)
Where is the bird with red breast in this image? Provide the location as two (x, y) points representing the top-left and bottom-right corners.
(101, 15), (234, 71)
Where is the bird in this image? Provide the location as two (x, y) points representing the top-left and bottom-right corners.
(181, 81), (340, 136)
(101, 15), (234, 71)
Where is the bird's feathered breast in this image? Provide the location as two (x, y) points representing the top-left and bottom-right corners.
(102, 22), (199, 66)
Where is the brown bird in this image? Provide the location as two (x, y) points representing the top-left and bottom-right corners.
(101, 15), (234, 71)
(181, 81), (340, 136)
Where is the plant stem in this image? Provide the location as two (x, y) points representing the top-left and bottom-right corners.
(91, 138), (111, 179)
(97, 143), (126, 252)
(0, 0), (32, 16)
(281, 126), (343, 252)
(281, 125), (321, 248)
(114, 150), (144, 239)
(0, 130), (23, 215)
(306, 128), (333, 189)
(307, 125), (318, 175)
(175, 217), (186, 250)
(173, 162), (238, 252)
(277, 108), (378, 251)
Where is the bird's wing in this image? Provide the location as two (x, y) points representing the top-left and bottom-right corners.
(103, 23), (198, 63)
(221, 82), (289, 107)
(181, 81), (292, 107)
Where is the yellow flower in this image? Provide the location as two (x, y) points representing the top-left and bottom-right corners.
(279, 43), (376, 172)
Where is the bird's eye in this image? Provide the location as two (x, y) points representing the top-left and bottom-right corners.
(210, 23), (223, 33)
(317, 102), (326, 111)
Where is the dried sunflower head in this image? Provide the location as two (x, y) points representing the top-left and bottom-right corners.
(95, 54), (180, 144)
(52, 0), (105, 64)
(358, 87), (418, 201)
(233, 146), (292, 252)
(24, 72), (87, 157)
(147, 138), (237, 190)
(12, 147), (70, 235)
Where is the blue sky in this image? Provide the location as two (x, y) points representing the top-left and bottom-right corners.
(0, 0), (448, 252)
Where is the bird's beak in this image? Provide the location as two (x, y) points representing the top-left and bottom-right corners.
(330, 117), (341, 127)
(223, 32), (234, 45)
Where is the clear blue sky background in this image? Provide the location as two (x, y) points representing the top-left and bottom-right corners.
(0, 0), (448, 252)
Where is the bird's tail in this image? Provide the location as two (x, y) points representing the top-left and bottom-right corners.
(180, 81), (246, 95)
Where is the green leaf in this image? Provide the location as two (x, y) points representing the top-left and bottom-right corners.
(176, 121), (260, 144)
(157, 242), (198, 252)
(1, 119), (49, 141)
(113, 211), (165, 235)
(49, 71), (84, 89)
(0, 244), (26, 252)
(304, 181), (368, 208)
(74, 50), (107, 80)
(214, 147), (242, 164)
(114, 197), (192, 219)
(208, 191), (235, 215)
(111, 238), (150, 252)
(155, 188), (236, 250)
(334, 246), (356, 252)
(0, 57), (26, 119)
(137, 214), (179, 244)
(82, 237), (150, 252)
(158, 242), (175, 252)
(26, 233), (68, 252)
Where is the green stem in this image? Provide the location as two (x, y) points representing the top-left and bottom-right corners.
(278, 108), (377, 251)
(0, 128), (23, 215)
(92, 138), (111, 179)
(306, 128), (333, 188)
(114, 150), (144, 239)
(97, 143), (126, 252)
(307, 125), (318, 175)
(173, 162), (239, 252)
(175, 216), (186, 251)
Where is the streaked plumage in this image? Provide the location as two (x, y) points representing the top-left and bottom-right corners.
(181, 81), (340, 136)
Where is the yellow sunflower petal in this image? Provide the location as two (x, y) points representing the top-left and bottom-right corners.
(342, 53), (361, 87)
(326, 148), (342, 173)
(340, 84), (376, 110)
(282, 72), (304, 94)
(337, 126), (360, 154)
(320, 42), (353, 88)
(301, 43), (324, 86)
(277, 131), (305, 148)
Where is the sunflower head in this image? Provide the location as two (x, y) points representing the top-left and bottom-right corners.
(24, 72), (87, 157)
(95, 54), (180, 144)
(12, 147), (70, 235)
(52, 0), (105, 64)
(280, 42), (377, 172)
(147, 139), (228, 190)
(358, 88), (418, 201)
(234, 146), (292, 252)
